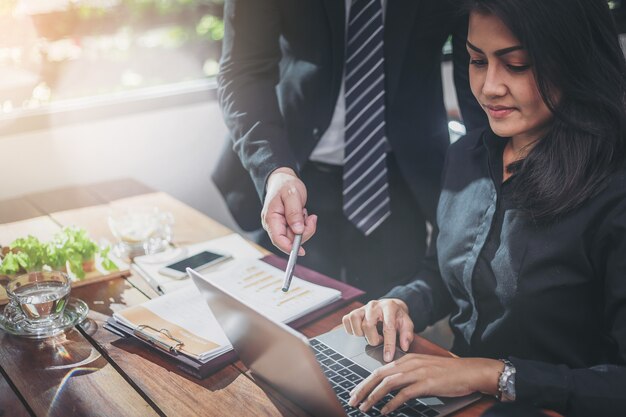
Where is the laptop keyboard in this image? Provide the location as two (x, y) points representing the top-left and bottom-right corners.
(310, 339), (440, 417)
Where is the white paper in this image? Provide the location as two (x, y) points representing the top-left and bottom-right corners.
(132, 233), (264, 293)
(114, 258), (341, 361)
(113, 285), (232, 362)
(199, 258), (342, 323)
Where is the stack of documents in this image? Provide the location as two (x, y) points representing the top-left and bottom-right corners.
(110, 257), (342, 365)
(112, 285), (231, 362)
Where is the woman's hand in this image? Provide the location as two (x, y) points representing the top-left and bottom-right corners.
(342, 299), (414, 362)
(348, 355), (503, 414)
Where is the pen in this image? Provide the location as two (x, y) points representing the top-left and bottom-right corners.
(281, 234), (302, 292)
(132, 264), (165, 295)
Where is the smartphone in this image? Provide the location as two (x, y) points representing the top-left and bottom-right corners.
(158, 250), (232, 279)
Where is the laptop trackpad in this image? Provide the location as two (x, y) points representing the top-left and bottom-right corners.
(352, 345), (405, 371)
(316, 328), (371, 357)
(316, 328), (405, 372)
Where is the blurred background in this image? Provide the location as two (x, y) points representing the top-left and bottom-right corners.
(0, 0), (233, 228)
(0, 0), (625, 234)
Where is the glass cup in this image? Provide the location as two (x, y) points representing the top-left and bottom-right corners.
(107, 206), (174, 258)
(4, 271), (71, 330)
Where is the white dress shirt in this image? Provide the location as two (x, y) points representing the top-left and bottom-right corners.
(309, 0), (387, 165)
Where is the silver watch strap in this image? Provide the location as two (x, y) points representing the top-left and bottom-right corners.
(497, 359), (516, 402)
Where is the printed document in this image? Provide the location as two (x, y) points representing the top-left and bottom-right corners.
(113, 258), (341, 361)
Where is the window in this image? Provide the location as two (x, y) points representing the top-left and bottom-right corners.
(0, 0), (224, 117)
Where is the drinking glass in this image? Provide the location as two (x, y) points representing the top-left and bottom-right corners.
(5, 271), (71, 329)
(108, 206), (173, 258)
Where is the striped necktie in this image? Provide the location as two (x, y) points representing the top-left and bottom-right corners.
(343, 0), (391, 236)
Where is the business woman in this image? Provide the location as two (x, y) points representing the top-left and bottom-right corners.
(342, 0), (626, 416)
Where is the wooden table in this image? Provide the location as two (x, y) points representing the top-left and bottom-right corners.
(0, 179), (502, 417)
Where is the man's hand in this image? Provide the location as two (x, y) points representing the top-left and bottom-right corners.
(342, 299), (414, 362)
(261, 167), (317, 255)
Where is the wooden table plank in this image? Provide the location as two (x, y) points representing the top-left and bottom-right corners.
(72, 276), (157, 318)
(110, 193), (233, 246)
(0, 372), (31, 417)
(49, 205), (116, 244)
(82, 310), (300, 417)
(0, 197), (44, 224)
(0, 216), (62, 244)
(49, 192), (235, 258)
(25, 186), (106, 215)
(0, 327), (158, 417)
(0, 277), (159, 417)
(89, 178), (154, 203)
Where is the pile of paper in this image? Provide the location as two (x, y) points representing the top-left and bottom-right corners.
(110, 243), (341, 363)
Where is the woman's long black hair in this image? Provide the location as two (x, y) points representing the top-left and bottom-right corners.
(465, 0), (626, 222)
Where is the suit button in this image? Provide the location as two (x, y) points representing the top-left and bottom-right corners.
(313, 128), (320, 137)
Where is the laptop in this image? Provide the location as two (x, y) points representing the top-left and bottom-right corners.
(188, 268), (481, 417)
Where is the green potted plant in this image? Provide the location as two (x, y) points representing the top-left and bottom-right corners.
(0, 227), (117, 280)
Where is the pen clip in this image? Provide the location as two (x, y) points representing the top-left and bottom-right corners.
(134, 324), (184, 355)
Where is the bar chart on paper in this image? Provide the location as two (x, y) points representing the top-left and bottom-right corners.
(205, 259), (342, 323)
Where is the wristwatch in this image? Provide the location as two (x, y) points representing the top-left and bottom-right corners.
(497, 359), (516, 402)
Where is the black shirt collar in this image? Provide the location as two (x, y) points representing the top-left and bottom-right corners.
(479, 129), (509, 186)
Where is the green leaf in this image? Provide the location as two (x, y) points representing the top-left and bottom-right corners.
(15, 252), (30, 270)
(1, 227), (114, 278)
(0, 252), (21, 275)
(98, 246), (118, 271)
(100, 258), (118, 271)
(10, 235), (46, 270)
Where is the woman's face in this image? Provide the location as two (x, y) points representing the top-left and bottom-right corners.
(467, 11), (554, 144)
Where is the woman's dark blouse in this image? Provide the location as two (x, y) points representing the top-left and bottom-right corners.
(386, 128), (626, 416)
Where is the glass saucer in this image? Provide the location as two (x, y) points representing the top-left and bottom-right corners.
(0, 298), (89, 339)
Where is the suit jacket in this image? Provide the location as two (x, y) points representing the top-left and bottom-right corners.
(213, 0), (486, 231)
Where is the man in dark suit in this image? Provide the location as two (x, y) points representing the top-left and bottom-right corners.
(213, 0), (485, 298)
